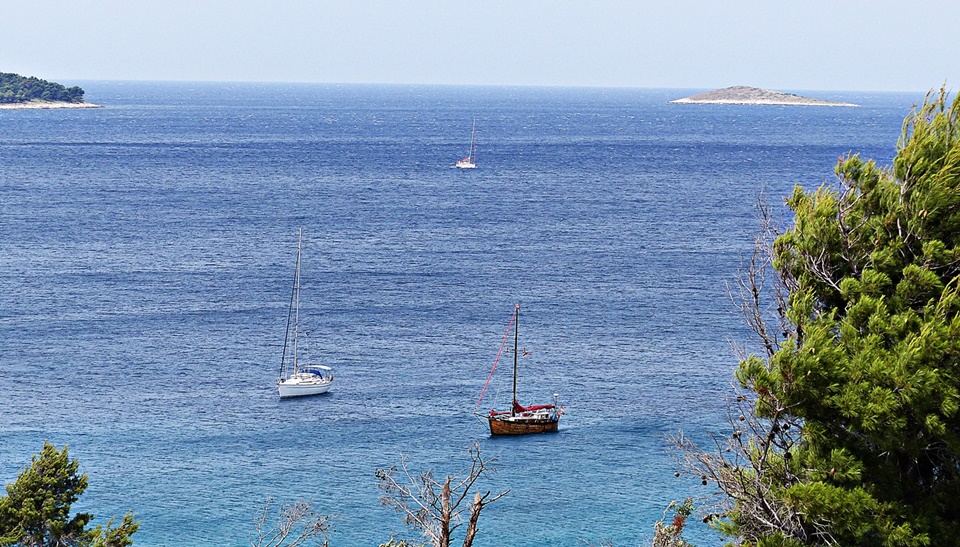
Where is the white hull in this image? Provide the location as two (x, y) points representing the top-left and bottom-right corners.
(455, 160), (476, 169)
(278, 373), (333, 398)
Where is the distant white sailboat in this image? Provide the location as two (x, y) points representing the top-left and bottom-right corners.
(455, 119), (477, 169)
(277, 228), (334, 398)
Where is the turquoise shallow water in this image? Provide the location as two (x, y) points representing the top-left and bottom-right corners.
(0, 82), (920, 546)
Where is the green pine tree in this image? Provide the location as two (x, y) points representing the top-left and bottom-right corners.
(673, 88), (960, 546)
(0, 442), (138, 547)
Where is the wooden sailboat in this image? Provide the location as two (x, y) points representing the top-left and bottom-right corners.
(480, 304), (561, 435)
(277, 228), (334, 398)
(455, 119), (477, 169)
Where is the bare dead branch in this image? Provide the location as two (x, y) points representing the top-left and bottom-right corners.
(251, 498), (332, 547)
(726, 193), (792, 361)
(376, 442), (509, 547)
(668, 384), (834, 545)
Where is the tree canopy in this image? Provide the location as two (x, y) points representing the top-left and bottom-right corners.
(674, 88), (960, 546)
(0, 72), (85, 104)
(0, 442), (138, 547)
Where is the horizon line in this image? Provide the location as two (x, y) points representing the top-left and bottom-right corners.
(55, 77), (936, 95)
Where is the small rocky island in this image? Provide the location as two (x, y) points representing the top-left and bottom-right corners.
(671, 85), (858, 107)
(0, 71), (101, 109)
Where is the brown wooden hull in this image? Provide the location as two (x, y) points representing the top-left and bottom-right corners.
(488, 416), (559, 436)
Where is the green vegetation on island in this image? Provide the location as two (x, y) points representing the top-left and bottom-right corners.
(0, 72), (86, 104)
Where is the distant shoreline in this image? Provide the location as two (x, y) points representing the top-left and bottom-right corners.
(670, 98), (857, 107)
(0, 100), (102, 110)
(670, 86), (858, 107)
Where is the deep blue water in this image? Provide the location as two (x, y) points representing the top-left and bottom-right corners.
(0, 82), (922, 546)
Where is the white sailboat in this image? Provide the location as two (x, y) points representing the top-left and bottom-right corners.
(277, 228), (334, 398)
(455, 119), (477, 169)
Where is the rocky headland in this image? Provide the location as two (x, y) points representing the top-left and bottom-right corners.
(0, 100), (102, 110)
(670, 86), (858, 107)
(1, 72), (100, 109)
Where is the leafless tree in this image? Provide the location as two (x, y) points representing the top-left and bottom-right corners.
(724, 191), (791, 362)
(668, 387), (821, 544)
(669, 195), (839, 545)
(376, 442), (508, 547)
(250, 498), (333, 547)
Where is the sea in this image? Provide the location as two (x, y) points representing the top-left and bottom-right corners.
(0, 82), (925, 546)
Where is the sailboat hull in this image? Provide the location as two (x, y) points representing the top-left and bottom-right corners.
(488, 414), (559, 436)
(278, 369), (333, 398)
(278, 378), (333, 398)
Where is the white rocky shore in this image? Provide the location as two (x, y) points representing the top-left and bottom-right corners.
(671, 86), (858, 107)
(0, 100), (102, 110)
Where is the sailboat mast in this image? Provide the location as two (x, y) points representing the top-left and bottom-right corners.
(467, 118), (477, 163)
(511, 303), (519, 416)
(292, 228), (303, 374)
(279, 229), (301, 380)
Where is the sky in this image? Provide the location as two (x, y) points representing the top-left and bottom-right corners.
(2, 0), (958, 92)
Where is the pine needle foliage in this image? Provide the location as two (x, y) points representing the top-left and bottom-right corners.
(673, 88), (960, 546)
(0, 442), (139, 547)
(0, 72), (85, 104)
